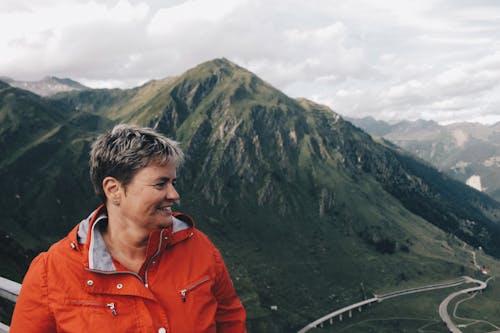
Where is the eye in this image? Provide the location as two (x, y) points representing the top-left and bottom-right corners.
(153, 182), (167, 190)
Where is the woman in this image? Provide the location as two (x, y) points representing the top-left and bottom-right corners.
(10, 124), (246, 332)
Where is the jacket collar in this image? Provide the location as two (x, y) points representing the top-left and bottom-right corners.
(76, 205), (192, 272)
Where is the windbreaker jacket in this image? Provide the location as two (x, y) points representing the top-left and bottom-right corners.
(10, 206), (246, 333)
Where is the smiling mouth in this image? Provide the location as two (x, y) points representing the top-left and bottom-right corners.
(157, 206), (172, 212)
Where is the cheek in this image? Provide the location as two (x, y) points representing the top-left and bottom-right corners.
(126, 186), (147, 199)
(146, 193), (165, 206)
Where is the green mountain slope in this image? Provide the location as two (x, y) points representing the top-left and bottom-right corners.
(0, 81), (112, 246)
(0, 82), (69, 167)
(1, 60), (500, 332)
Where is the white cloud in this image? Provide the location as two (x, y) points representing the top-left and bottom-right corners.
(0, 0), (500, 124)
(436, 69), (468, 86)
(0, 0), (150, 79)
(419, 35), (493, 46)
(285, 23), (347, 43)
(148, 0), (246, 35)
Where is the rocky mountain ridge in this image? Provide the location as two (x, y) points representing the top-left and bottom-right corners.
(1, 59), (500, 331)
(0, 76), (88, 96)
(349, 116), (500, 201)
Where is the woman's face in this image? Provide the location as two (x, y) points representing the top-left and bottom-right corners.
(117, 162), (180, 231)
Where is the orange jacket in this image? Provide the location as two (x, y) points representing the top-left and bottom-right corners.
(10, 206), (246, 333)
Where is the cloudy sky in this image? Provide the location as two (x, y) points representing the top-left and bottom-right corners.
(1, 0), (500, 124)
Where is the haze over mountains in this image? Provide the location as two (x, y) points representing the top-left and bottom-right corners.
(0, 76), (88, 97)
(1, 58), (500, 332)
(349, 117), (500, 202)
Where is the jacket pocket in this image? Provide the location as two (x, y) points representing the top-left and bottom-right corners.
(58, 298), (139, 332)
(178, 276), (211, 302)
(67, 300), (118, 316)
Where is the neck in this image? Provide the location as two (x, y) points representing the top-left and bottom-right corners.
(101, 206), (151, 273)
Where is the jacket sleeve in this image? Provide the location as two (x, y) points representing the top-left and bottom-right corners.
(10, 252), (56, 333)
(213, 247), (247, 333)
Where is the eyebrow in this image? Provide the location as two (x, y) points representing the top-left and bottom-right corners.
(154, 177), (176, 182)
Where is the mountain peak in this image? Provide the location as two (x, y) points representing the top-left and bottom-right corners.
(0, 80), (11, 89)
(184, 57), (250, 80)
(0, 76), (14, 84)
(3, 58), (500, 332)
(41, 76), (89, 90)
(1, 76), (88, 96)
(198, 57), (239, 69)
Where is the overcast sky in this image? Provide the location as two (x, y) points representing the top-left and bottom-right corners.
(1, 0), (500, 124)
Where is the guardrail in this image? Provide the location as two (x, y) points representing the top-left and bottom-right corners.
(0, 276), (21, 333)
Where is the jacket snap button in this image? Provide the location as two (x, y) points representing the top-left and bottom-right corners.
(70, 242), (76, 249)
(87, 280), (94, 286)
(158, 328), (166, 333)
(117, 283), (123, 289)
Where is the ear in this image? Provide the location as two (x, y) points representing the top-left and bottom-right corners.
(102, 177), (122, 205)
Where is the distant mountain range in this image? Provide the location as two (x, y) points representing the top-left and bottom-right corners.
(1, 59), (500, 332)
(348, 116), (500, 202)
(0, 76), (88, 96)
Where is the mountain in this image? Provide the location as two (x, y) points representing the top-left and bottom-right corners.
(349, 116), (500, 202)
(0, 76), (88, 96)
(1, 59), (500, 332)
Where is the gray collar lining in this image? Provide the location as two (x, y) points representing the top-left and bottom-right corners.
(78, 212), (189, 271)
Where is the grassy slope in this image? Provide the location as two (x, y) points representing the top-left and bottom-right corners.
(2, 60), (500, 332)
(296, 244), (500, 333)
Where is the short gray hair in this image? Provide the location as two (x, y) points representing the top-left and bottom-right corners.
(90, 124), (184, 202)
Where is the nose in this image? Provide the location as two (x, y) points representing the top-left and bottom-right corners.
(166, 184), (180, 201)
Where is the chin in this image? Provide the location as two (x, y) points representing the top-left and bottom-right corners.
(159, 219), (173, 229)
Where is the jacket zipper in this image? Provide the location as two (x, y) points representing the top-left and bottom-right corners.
(179, 277), (210, 302)
(69, 301), (117, 316)
(144, 229), (167, 288)
(87, 229), (194, 288)
(144, 229), (193, 288)
(87, 229), (167, 288)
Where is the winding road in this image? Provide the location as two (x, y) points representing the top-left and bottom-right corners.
(438, 276), (490, 333)
(297, 275), (490, 333)
(297, 277), (471, 333)
(298, 248), (495, 333)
